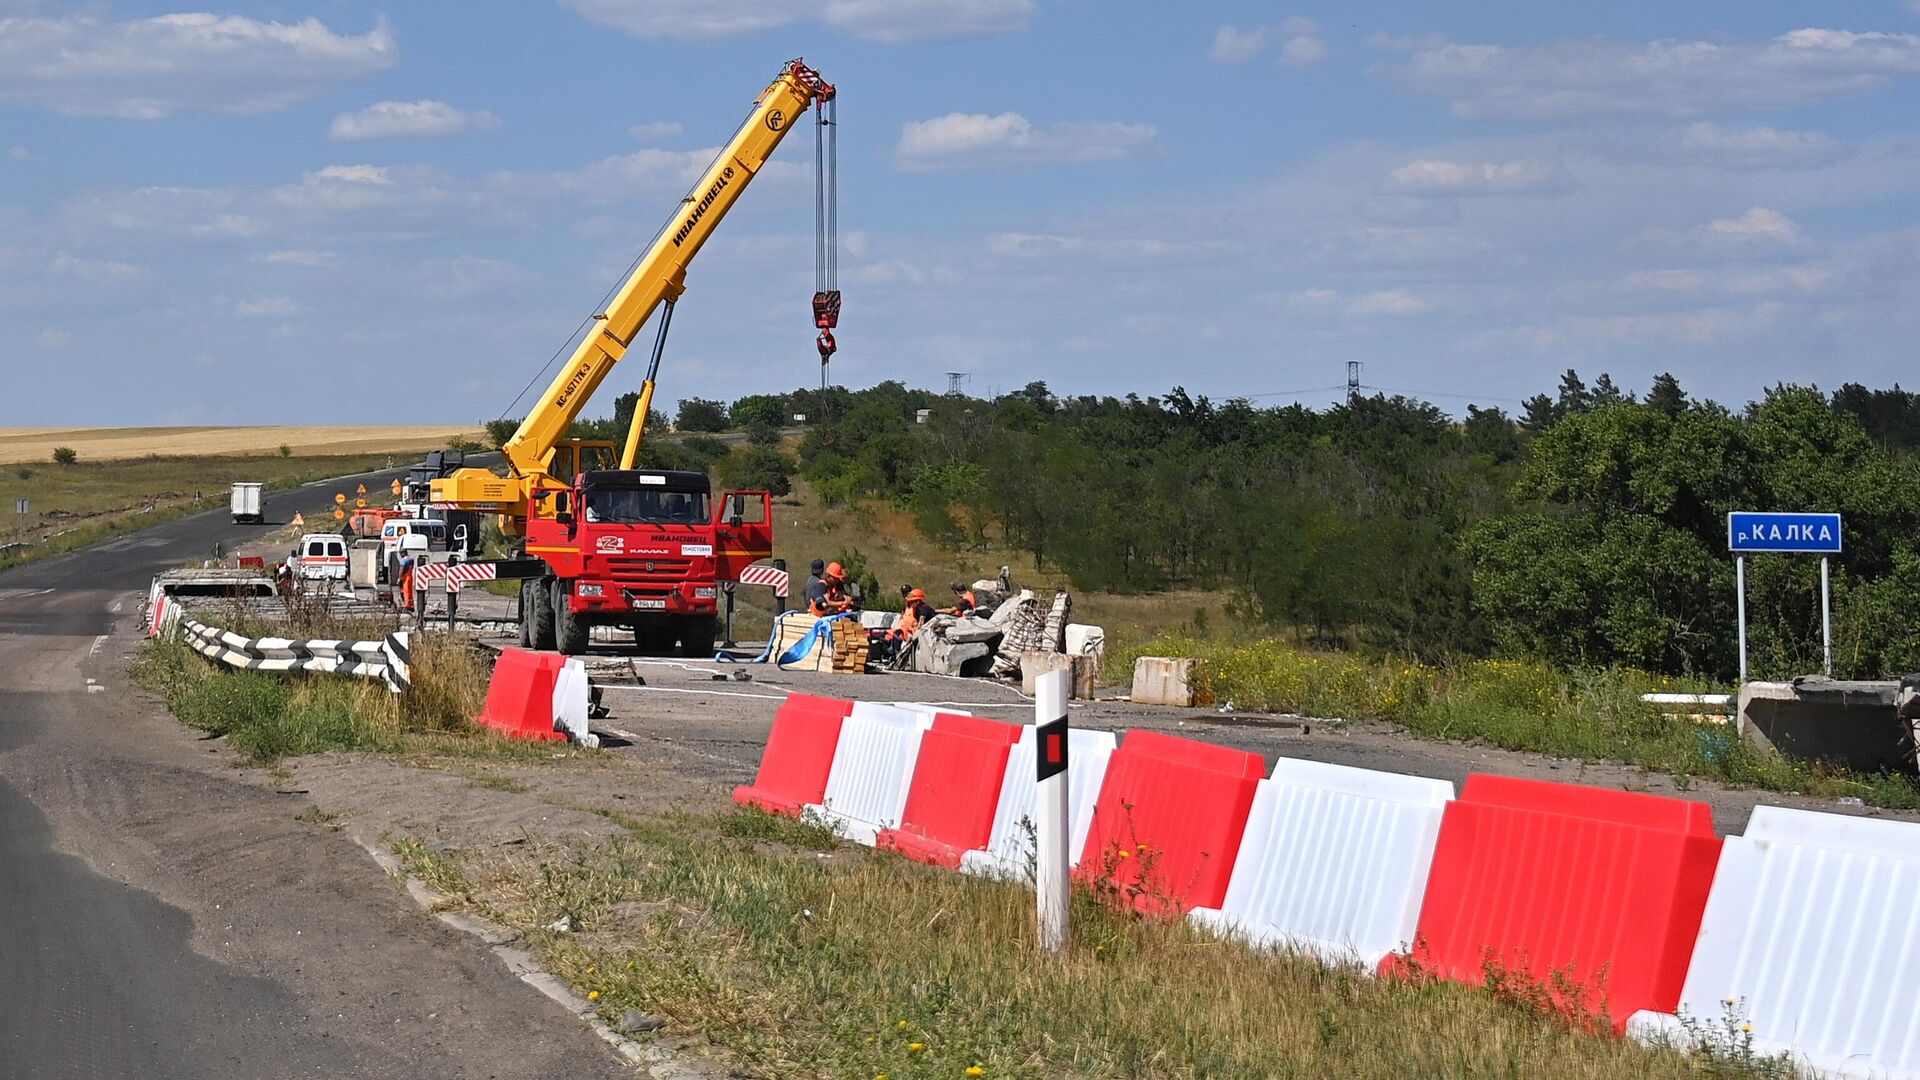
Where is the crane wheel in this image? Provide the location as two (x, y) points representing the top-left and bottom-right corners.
(554, 580), (589, 655)
(526, 578), (557, 651)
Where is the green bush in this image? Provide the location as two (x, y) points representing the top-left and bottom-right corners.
(51, 446), (76, 465)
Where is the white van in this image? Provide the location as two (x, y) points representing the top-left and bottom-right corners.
(378, 519), (450, 583)
(291, 533), (349, 582)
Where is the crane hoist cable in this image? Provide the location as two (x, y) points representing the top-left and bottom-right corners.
(812, 94), (841, 374)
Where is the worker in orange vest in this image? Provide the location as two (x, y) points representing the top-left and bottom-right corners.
(809, 562), (856, 617)
(895, 587), (935, 637)
(947, 580), (977, 618)
(397, 551), (416, 613)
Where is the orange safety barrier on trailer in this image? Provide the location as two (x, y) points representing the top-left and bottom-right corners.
(878, 714), (1023, 869)
(731, 692), (855, 816)
(1387, 774), (1721, 1034)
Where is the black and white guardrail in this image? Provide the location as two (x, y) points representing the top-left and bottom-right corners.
(173, 613), (411, 694)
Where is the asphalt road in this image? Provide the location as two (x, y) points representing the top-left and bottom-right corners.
(0, 462), (629, 1079)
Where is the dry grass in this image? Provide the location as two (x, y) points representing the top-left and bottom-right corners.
(0, 425), (485, 464)
(393, 808), (1792, 1080)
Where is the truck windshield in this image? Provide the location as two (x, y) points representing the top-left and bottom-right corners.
(583, 488), (710, 525)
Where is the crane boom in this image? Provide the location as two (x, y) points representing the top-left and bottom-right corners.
(434, 60), (835, 521)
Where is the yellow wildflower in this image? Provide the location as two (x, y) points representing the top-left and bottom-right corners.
(587, 990), (600, 1002)
(966, 1067), (986, 1077)
(896, 1019), (910, 1030)
(908, 1042), (926, 1053)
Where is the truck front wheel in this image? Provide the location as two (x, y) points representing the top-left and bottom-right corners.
(554, 580), (589, 655)
(679, 615), (717, 659)
(525, 578), (557, 651)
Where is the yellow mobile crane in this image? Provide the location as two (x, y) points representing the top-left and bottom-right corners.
(431, 60), (838, 655)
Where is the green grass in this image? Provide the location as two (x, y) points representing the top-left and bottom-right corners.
(0, 452), (400, 571)
(130, 628), (540, 765)
(389, 806), (1796, 1080)
(1114, 633), (1920, 810)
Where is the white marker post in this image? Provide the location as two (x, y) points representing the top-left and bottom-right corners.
(1033, 667), (1070, 956)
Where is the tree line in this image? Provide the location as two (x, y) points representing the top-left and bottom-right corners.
(489, 374), (1920, 680)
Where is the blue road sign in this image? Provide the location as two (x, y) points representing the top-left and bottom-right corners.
(1727, 512), (1842, 555)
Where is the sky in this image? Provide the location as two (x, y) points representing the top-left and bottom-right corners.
(2, 1), (1918, 425)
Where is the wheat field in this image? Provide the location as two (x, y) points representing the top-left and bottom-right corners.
(0, 426), (486, 464)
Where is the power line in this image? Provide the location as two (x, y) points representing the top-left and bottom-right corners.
(1363, 384), (1528, 405)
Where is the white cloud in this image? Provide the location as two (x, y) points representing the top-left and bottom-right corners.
(0, 13), (395, 118)
(35, 327), (71, 347)
(895, 112), (1156, 171)
(1632, 208), (1812, 256)
(821, 0), (1034, 43)
(629, 121), (683, 142)
(233, 296), (303, 318)
(414, 255), (523, 298)
(559, 0), (1031, 42)
(8, 145), (41, 162)
(314, 164), (392, 185)
(329, 100), (498, 141)
(490, 148), (725, 202)
(1621, 264), (1832, 294)
(1663, 122), (1847, 168)
(1279, 31), (1327, 69)
(259, 249), (336, 267)
(1386, 158), (1569, 195)
(1401, 28), (1920, 118)
(49, 251), (142, 282)
(1211, 25), (1271, 63)
(1349, 289), (1434, 316)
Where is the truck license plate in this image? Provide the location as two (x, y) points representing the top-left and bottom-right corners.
(632, 598), (667, 609)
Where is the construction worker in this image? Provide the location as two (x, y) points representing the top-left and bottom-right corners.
(948, 581), (977, 618)
(397, 549), (416, 613)
(895, 587), (935, 639)
(810, 562), (856, 617)
(803, 558), (827, 610)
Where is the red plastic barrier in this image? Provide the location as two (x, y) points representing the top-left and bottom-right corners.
(474, 648), (567, 742)
(878, 714), (1022, 869)
(731, 693), (855, 816)
(1390, 774), (1721, 1034)
(1073, 731), (1264, 916)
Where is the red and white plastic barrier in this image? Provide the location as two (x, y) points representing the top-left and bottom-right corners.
(732, 692), (1916, 1071)
(877, 714), (1022, 868)
(960, 726), (1117, 881)
(1391, 775), (1721, 1034)
(1073, 731), (1265, 915)
(804, 702), (936, 845)
(1189, 758), (1452, 968)
(732, 693), (854, 816)
(1627, 806), (1920, 1078)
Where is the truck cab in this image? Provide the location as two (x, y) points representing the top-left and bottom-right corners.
(523, 469), (771, 656)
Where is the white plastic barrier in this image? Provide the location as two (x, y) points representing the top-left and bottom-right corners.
(804, 703), (935, 846)
(1627, 806), (1920, 1079)
(959, 727), (1117, 882)
(552, 658), (598, 748)
(1187, 758), (1453, 968)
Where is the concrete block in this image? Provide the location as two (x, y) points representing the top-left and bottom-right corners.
(1020, 651), (1075, 697)
(1738, 678), (1913, 774)
(1132, 656), (1197, 707)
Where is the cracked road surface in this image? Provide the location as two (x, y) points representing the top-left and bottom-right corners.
(0, 468), (630, 1079)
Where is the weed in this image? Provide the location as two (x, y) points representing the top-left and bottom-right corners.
(390, 806), (1787, 1080)
(1116, 633), (1920, 810)
(1673, 999), (1800, 1079)
(294, 806), (342, 831)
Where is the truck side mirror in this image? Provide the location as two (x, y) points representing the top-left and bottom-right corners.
(555, 512), (574, 526)
(729, 514), (744, 529)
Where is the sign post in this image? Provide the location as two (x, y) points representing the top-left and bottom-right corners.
(1033, 667), (1070, 956)
(1727, 511), (1843, 681)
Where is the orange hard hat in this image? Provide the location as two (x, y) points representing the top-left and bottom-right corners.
(906, 587), (926, 602)
(825, 561), (845, 579)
